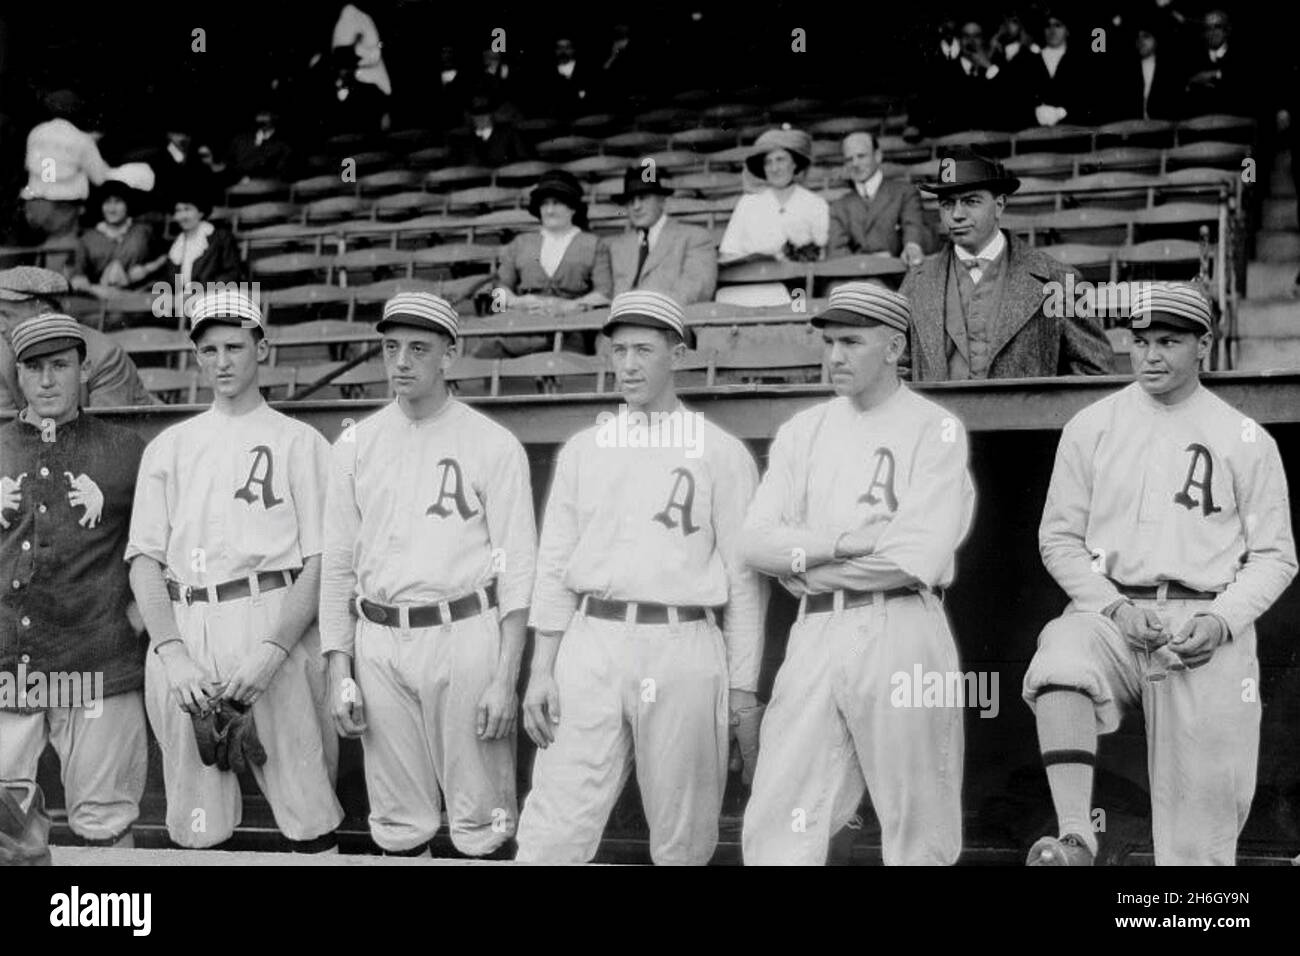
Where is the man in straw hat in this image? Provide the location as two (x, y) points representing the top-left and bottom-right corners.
(1022, 282), (1296, 865)
(515, 289), (766, 865)
(320, 291), (536, 858)
(901, 146), (1112, 380)
(740, 281), (976, 865)
(127, 288), (343, 851)
(593, 165), (717, 304)
(0, 313), (148, 849)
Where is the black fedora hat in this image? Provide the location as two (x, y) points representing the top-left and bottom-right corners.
(919, 146), (1020, 197)
(528, 169), (588, 227)
(612, 165), (674, 204)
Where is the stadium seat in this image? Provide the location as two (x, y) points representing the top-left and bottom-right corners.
(386, 127), (437, 149)
(371, 191), (444, 221)
(468, 208), (541, 240)
(1176, 114), (1256, 145)
(407, 145), (453, 168)
(703, 103), (763, 124)
(290, 174), (352, 203)
(1093, 118), (1177, 150)
(561, 155), (628, 180)
(139, 367), (198, 404)
(496, 351), (606, 395)
(350, 278), (445, 311)
(808, 117), (881, 139)
(411, 244), (499, 270)
(1116, 238), (1207, 280)
(770, 97), (826, 120)
(671, 171), (743, 197)
(670, 127), (738, 152)
(108, 327), (192, 368)
(225, 178), (287, 206)
(250, 252), (334, 288)
(256, 366), (299, 400)
(493, 161), (555, 188)
(95, 289), (164, 331)
(1012, 124), (1094, 154)
(1132, 202), (1222, 244)
(238, 223), (329, 259)
(0, 244), (43, 267)
(1037, 243), (1118, 281)
(716, 260), (812, 298)
(602, 131), (669, 157)
(228, 201), (299, 230)
(388, 214), (475, 246)
(347, 150), (397, 172)
(572, 113), (617, 136)
(446, 356), (502, 397)
(709, 341), (826, 386)
(267, 319), (374, 366)
(1163, 140), (1250, 172)
(516, 117), (563, 138)
(262, 284), (354, 325)
(645, 150), (704, 176)
(701, 145), (752, 171)
(357, 170), (422, 196)
(537, 136), (601, 161)
(423, 166), (494, 192)
(811, 256), (907, 295)
(445, 186), (522, 213)
(302, 196), (368, 223)
(1003, 151), (1076, 179)
(333, 248), (418, 285)
(878, 136), (931, 164)
(929, 130), (1014, 157)
(1061, 172), (1160, 210)
(635, 107), (695, 131)
(1024, 207), (1134, 246)
(1075, 147), (1164, 176)
(291, 360), (390, 400)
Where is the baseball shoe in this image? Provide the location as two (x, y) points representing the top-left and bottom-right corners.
(1027, 833), (1094, 866)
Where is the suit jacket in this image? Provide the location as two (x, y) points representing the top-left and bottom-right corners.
(0, 325), (155, 413)
(593, 217), (717, 304)
(900, 232), (1114, 381)
(920, 58), (1016, 135)
(1024, 47), (1094, 125)
(1183, 48), (1249, 118)
(828, 178), (927, 258)
(450, 124), (533, 168)
(1112, 55), (1184, 121)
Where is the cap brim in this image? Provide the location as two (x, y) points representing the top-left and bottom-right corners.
(15, 335), (85, 362)
(189, 316), (264, 340)
(1128, 313), (1211, 334)
(0, 288), (34, 302)
(919, 176), (1020, 196)
(602, 314), (694, 348)
(376, 314), (456, 338)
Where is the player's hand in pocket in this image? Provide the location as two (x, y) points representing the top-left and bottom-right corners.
(522, 672), (561, 749)
(476, 678), (517, 740)
(158, 645), (215, 715)
(1168, 614), (1227, 669)
(223, 642), (288, 707)
(1111, 602), (1169, 655)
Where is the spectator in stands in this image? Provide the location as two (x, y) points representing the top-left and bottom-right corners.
(141, 126), (208, 215)
(451, 96), (532, 168)
(935, 17), (962, 63)
(900, 147), (1112, 380)
(1184, 9), (1245, 117)
(919, 20), (1013, 134)
(19, 90), (111, 242)
(594, 166), (717, 304)
(327, 46), (390, 136)
(717, 126), (829, 306)
(828, 132), (927, 267)
(68, 180), (157, 292)
(1113, 22), (1184, 121)
(223, 108), (294, 183)
(600, 23), (643, 104)
(991, 12), (1038, 68)
(1026, 10), (1092, 127)
(434, 44), (472, 130)
(486, 170), (610, 355)
(131, 174), (241, 302)
(476, 47), (521, 120)
(0, 266), (153, 412)
(540, 37), (592, 119)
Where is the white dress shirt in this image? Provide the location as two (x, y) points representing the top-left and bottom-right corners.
(856, 169), (884, 201)
(644, 212), (668, 249)
(1042, 44), (1067, 78)
(952, 229), (1006, 284)
(539, 226), (580, 276)
(1141, 55), (1157, 115)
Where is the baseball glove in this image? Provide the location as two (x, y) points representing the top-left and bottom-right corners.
(0, 780), (52, 866)
(729, 704), (765, 786)
(215, 699), (268, 774)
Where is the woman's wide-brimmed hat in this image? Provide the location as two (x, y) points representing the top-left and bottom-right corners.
(528, 169), (588, 228)
(167, 169), (218, 218)
(744, 126), (813, 179)
(918, 146), (1021, 197)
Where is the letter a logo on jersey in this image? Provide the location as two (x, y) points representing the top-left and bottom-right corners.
(652, 467), (699, 535)
(858, 447), (899, 512)
(234, 446), (284, 509)
(427, 458), (479, 520)
(1173, 443), (1222, 516)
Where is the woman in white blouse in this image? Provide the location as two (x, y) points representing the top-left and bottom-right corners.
(717, 126), (829, 306)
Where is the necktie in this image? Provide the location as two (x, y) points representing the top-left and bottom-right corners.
(961, 257), (991, 282)
(632, 229), (649, 287)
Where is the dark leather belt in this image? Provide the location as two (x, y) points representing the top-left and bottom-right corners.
(1115, 582), (1218, 601)
(167, 569), (298, 605)
(581, 595), (714, 625)
(802, 586), (939, 615)
(355, 582), (497, 628)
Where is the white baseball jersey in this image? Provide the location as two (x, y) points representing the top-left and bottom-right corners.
(319, 399), (536, 656)
(126, 401), (329, 580)
(744, 385), (975, 594)
(1040, 381), (1297, 635)
(529, 403), (766, 692)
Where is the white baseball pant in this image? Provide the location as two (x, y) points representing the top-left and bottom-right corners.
(743, 591), (964, 865)
(515, 607), (730, 865)
(1023, 596), (1259, 865)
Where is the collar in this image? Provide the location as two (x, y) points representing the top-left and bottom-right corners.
(1004, 40), (1021, 58)
(1209, 44), (1227, 61)
(440, 69), (457, 84)
(476, 124), (494, 140)
(166, 141), (186, 164)
(645, 213), (668, 248)
(96, 218), (133, 239)
(941, 39), (960, 58)
(19, 405), (80, 430)
(1043, 44), (1066, 60)
(557, 60), (576, 78)
(856, 169), (884, 199)
(953, 229), (1006, 263)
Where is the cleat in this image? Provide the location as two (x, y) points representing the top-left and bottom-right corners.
(1027, 833), (1094, 866)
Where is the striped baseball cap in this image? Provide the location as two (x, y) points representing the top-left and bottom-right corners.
(10, 312), (86, 362)
(812, 281), (911, 333)
(188, 288), (265, 339)
(1128, 282), (1213, 334)
(602, 290), (688, 340)
(378, 292), (459, 339)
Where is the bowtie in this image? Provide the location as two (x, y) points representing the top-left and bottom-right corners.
(960, 257), (991, 272)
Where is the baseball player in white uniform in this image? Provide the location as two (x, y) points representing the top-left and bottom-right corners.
(1024, 282), (1296, 866)
(127, 288), (344, 850)
(320, 292), (536, 858)
(740, 282), (976, 866)
(514, 289), (766, 866)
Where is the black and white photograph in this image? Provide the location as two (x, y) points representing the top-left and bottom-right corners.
(0, 0), (1293, 932)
